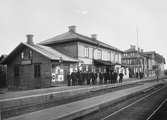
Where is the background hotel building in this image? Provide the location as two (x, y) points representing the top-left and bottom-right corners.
(122, 45), (165, 78)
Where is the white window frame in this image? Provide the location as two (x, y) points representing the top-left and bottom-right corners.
(97, 49), (102, 59)
(21, 52), (24, 59)
(84, 47), (89, 58)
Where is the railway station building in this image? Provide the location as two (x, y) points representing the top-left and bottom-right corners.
(2, 26), (126, 90)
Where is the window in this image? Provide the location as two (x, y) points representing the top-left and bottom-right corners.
(113, 52), (116, 62)
(84, 47), (89, 57)
(29, 50), (32, 59)
(34, 64), (41, 78)
(21, 52), (24, 59)
(97, 49), (102, 59)
(115, 54), (118, 62)
(21, 49), (33, 60)
(130, 59), (132, 64)
(107, 51), (110, 60)
(118, 54), (122, 63)
(14, 65), (20, 77)
(110, 51), (114, 62)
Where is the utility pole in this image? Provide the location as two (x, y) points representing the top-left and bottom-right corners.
(136, 26), (139, 50)
(136, 25), (140, 77)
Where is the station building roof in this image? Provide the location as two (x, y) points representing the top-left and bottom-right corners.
(39, 26), (123, 53)
(1, 42), (78, 64)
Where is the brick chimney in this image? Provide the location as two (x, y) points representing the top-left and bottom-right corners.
(130, 45), (136, 50)
(68, 25), (76, 32)
(26, 34), (34, 45)
(91, 34), (97, 40)
(141, 49), (144, 53)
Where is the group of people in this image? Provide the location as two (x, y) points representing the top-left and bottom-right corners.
(67, 70), (124, 86)
(136, 72), (144, 79)
(129, 72), (144, 79)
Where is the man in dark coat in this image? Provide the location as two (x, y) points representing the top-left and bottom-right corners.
(99, 72), (103, 84)
(139, 72), (142, 79)
(107, 72), (110, 84)
(104, 72), (107, 84)
(94, 72), (97, 85)
(110, 71), (114, 84)
(92, 72), (97, 85)
(136, 72), (139, 78)
(108, 71), (112, 84)
(113, 71), (118, 83)
(83, 71), (86, 85)
(119, 72), (124, 83)
(80, 71), (84, 85)
(71, 72), (74, 86)
(79, 71), (83, 85)
(84, 71), (88, 85)
(142, 72), (144, 78)
(90, 72), (94, 85)
(67, 72), (71, 86)
(87, 72), (91, 85)
(71, 71), (77, 86)
(77, 71), (82, 85)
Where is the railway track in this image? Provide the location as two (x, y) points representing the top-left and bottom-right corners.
(75, 82), (167, 120)
(102, 84), (167, 120)
(146, 97), (167, 120)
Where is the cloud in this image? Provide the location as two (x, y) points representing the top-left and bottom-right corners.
(75, 9), (88, 15)
(81, 10), (88, 15)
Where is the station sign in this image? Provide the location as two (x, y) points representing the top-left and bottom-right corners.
(21, 60), (32, 65)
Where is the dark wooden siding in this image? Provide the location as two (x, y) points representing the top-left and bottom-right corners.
(0, 65), (7, 88)
(48, 41), (78, 58)
(7, 46), (52, 90)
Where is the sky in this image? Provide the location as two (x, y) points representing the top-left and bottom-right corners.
(0, 0), (167, 67)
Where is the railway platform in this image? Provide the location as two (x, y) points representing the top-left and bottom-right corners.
(4, 79), (166, 120)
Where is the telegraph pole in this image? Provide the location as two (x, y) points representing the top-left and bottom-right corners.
(136, 25), (140, 77)
(136, 26), (139, 50)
